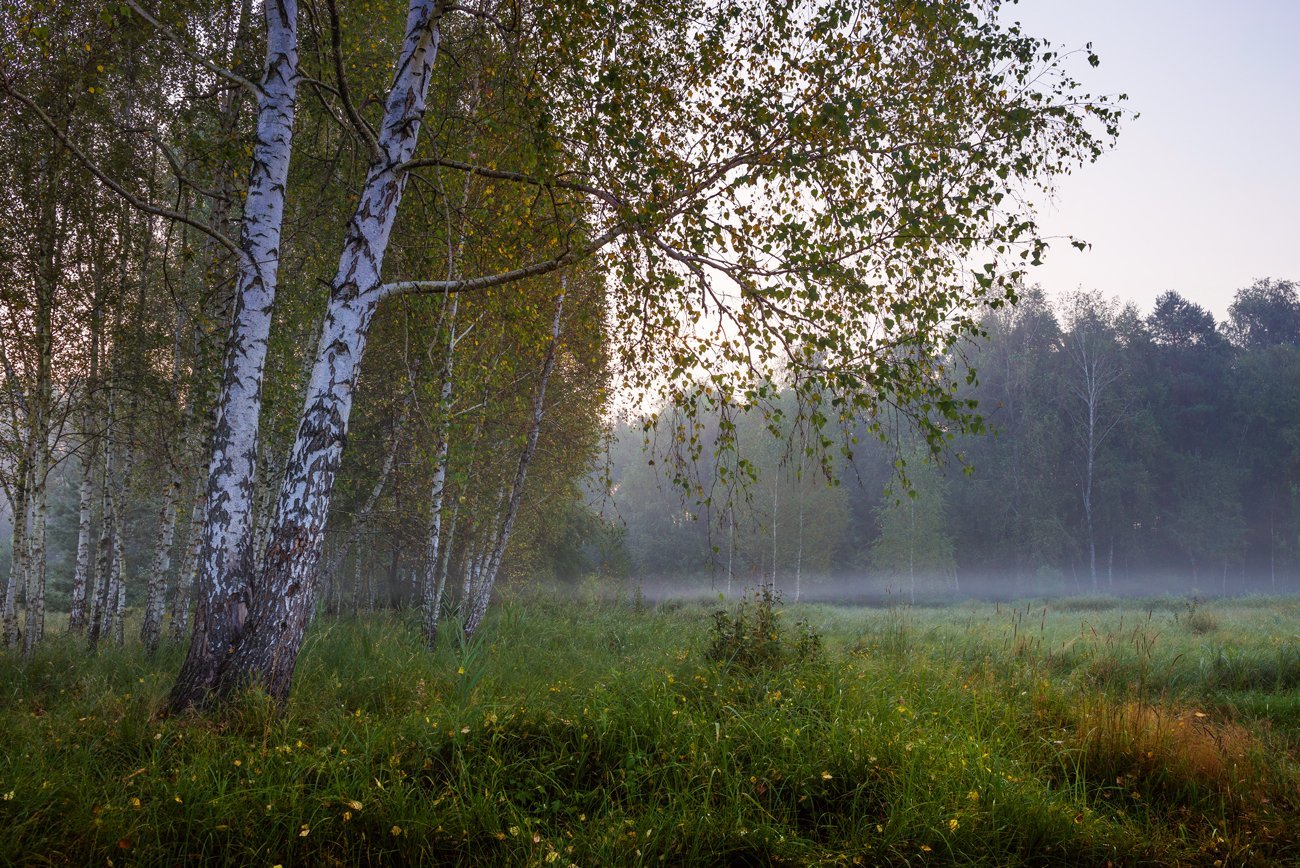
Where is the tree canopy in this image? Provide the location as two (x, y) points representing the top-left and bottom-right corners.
(0, 0), (1123, 705)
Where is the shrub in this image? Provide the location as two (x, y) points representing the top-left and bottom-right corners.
(706, 585), (822, 671)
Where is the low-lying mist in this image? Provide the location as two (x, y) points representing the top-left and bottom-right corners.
(615, 570), (1300, 607)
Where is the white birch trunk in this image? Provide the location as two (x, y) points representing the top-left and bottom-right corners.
(141, 467), (183, 655)
(421, 297), (458, 646)
(107, 433), (136, 648)
(170, 0), (300, 710)
(2, 478), (26, 648)
(214, 0), (443, 702)
(169, 495), (203, 642)
(88, 415), (117, 650)
(22, 455), (48, 656)
(67, 457), (96, 633)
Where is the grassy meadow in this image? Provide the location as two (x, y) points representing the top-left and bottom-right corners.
(1, 591), (1298, 865)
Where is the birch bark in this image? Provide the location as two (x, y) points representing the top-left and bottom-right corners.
(1, 477), (25, 648)
(168, 0), (300, 710)
(421, 296), (458, 646)
(168, 493), (204, 642)
(21, 451), (47, 656)
(66, 457), (95, 633)
(68, 278), (105, 634)
(141, 468), (182, 655)
(213, 0), (445, 702)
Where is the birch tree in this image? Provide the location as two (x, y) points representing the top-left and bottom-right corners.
(1059, 291), (1128, 592)
(6, 0), (1120, 703)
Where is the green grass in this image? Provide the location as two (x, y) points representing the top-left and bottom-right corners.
(1, 594), (1297, 865)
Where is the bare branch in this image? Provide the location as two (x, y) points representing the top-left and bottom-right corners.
(146, 133), (230, 205)
(0, 84), (244, 260)
(378, 223), (628, 300)
(399, 156), (624, 210)
(326, 0), (380, 158)
(124, 0), (264, 99)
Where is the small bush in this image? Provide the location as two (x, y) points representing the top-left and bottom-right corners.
(706, 585), (822, 670)
(1177, 596), (1219, 635)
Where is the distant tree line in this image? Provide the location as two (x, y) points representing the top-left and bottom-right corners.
(608, 279), (1300, 599)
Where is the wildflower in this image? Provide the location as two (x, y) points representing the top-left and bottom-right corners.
(3, 791), (14, 801)
(130, 798), (141, 808)
(948, 818), (959, 831)
(346, 799), (363, 811)
(391, 825), (403, 836)
(299, 825), (310, 837)
(821, 771), (833, 780)
(967, 790), (979, 802)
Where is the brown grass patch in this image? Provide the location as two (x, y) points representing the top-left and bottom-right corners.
(1070, 699), (1267, 803)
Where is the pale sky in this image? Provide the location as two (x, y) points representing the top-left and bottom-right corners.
(1010, 0), (1300, 320)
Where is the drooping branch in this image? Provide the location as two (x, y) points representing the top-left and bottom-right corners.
(0, 84), (243, 259)
(325, 0), (380, 158)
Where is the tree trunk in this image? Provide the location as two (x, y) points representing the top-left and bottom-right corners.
(464, 287), (565, 638)
(88, 418), (117, 650)
(67, 457), (96, 634)
(205, 1), (443, 704)
(169, 494), (203, 642)
(421, 296), (458, 646)
(169, 0), (301, 712)
(2, 479), (26, 649)
(22, 454), (48, 656)
(141, 467), (183, 655)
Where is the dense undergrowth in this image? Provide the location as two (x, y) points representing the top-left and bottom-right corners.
(1, 593), (1297, 865)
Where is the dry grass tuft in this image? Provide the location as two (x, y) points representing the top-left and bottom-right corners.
(1071, 698), (1267, 804)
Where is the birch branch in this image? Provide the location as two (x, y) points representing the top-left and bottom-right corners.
(0, 84), (244, 259)
(125, 0), (264, 98)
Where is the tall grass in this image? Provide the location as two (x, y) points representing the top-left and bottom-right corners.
(0, 595), (1296, 865)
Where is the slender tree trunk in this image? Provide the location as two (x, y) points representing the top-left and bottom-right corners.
(210, 2), (444, 703)
(421, 433), (452, 645)
(351, 533), (365, 616)
(88, 403), (118, 650)
(141, 468), (183, 655)
(22, 456), (48, 656)
(112, 511), (128, 646)
(104, 428), (136, 648)
(69, 275), (105, 634)
(421, 297), (458, 646)
(2, 480), (26, 648)
(464, 288), (566, 638)
(169, 494), (203, 642)
(169, 0), (301, 712)
(67, 457), (96, 633)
